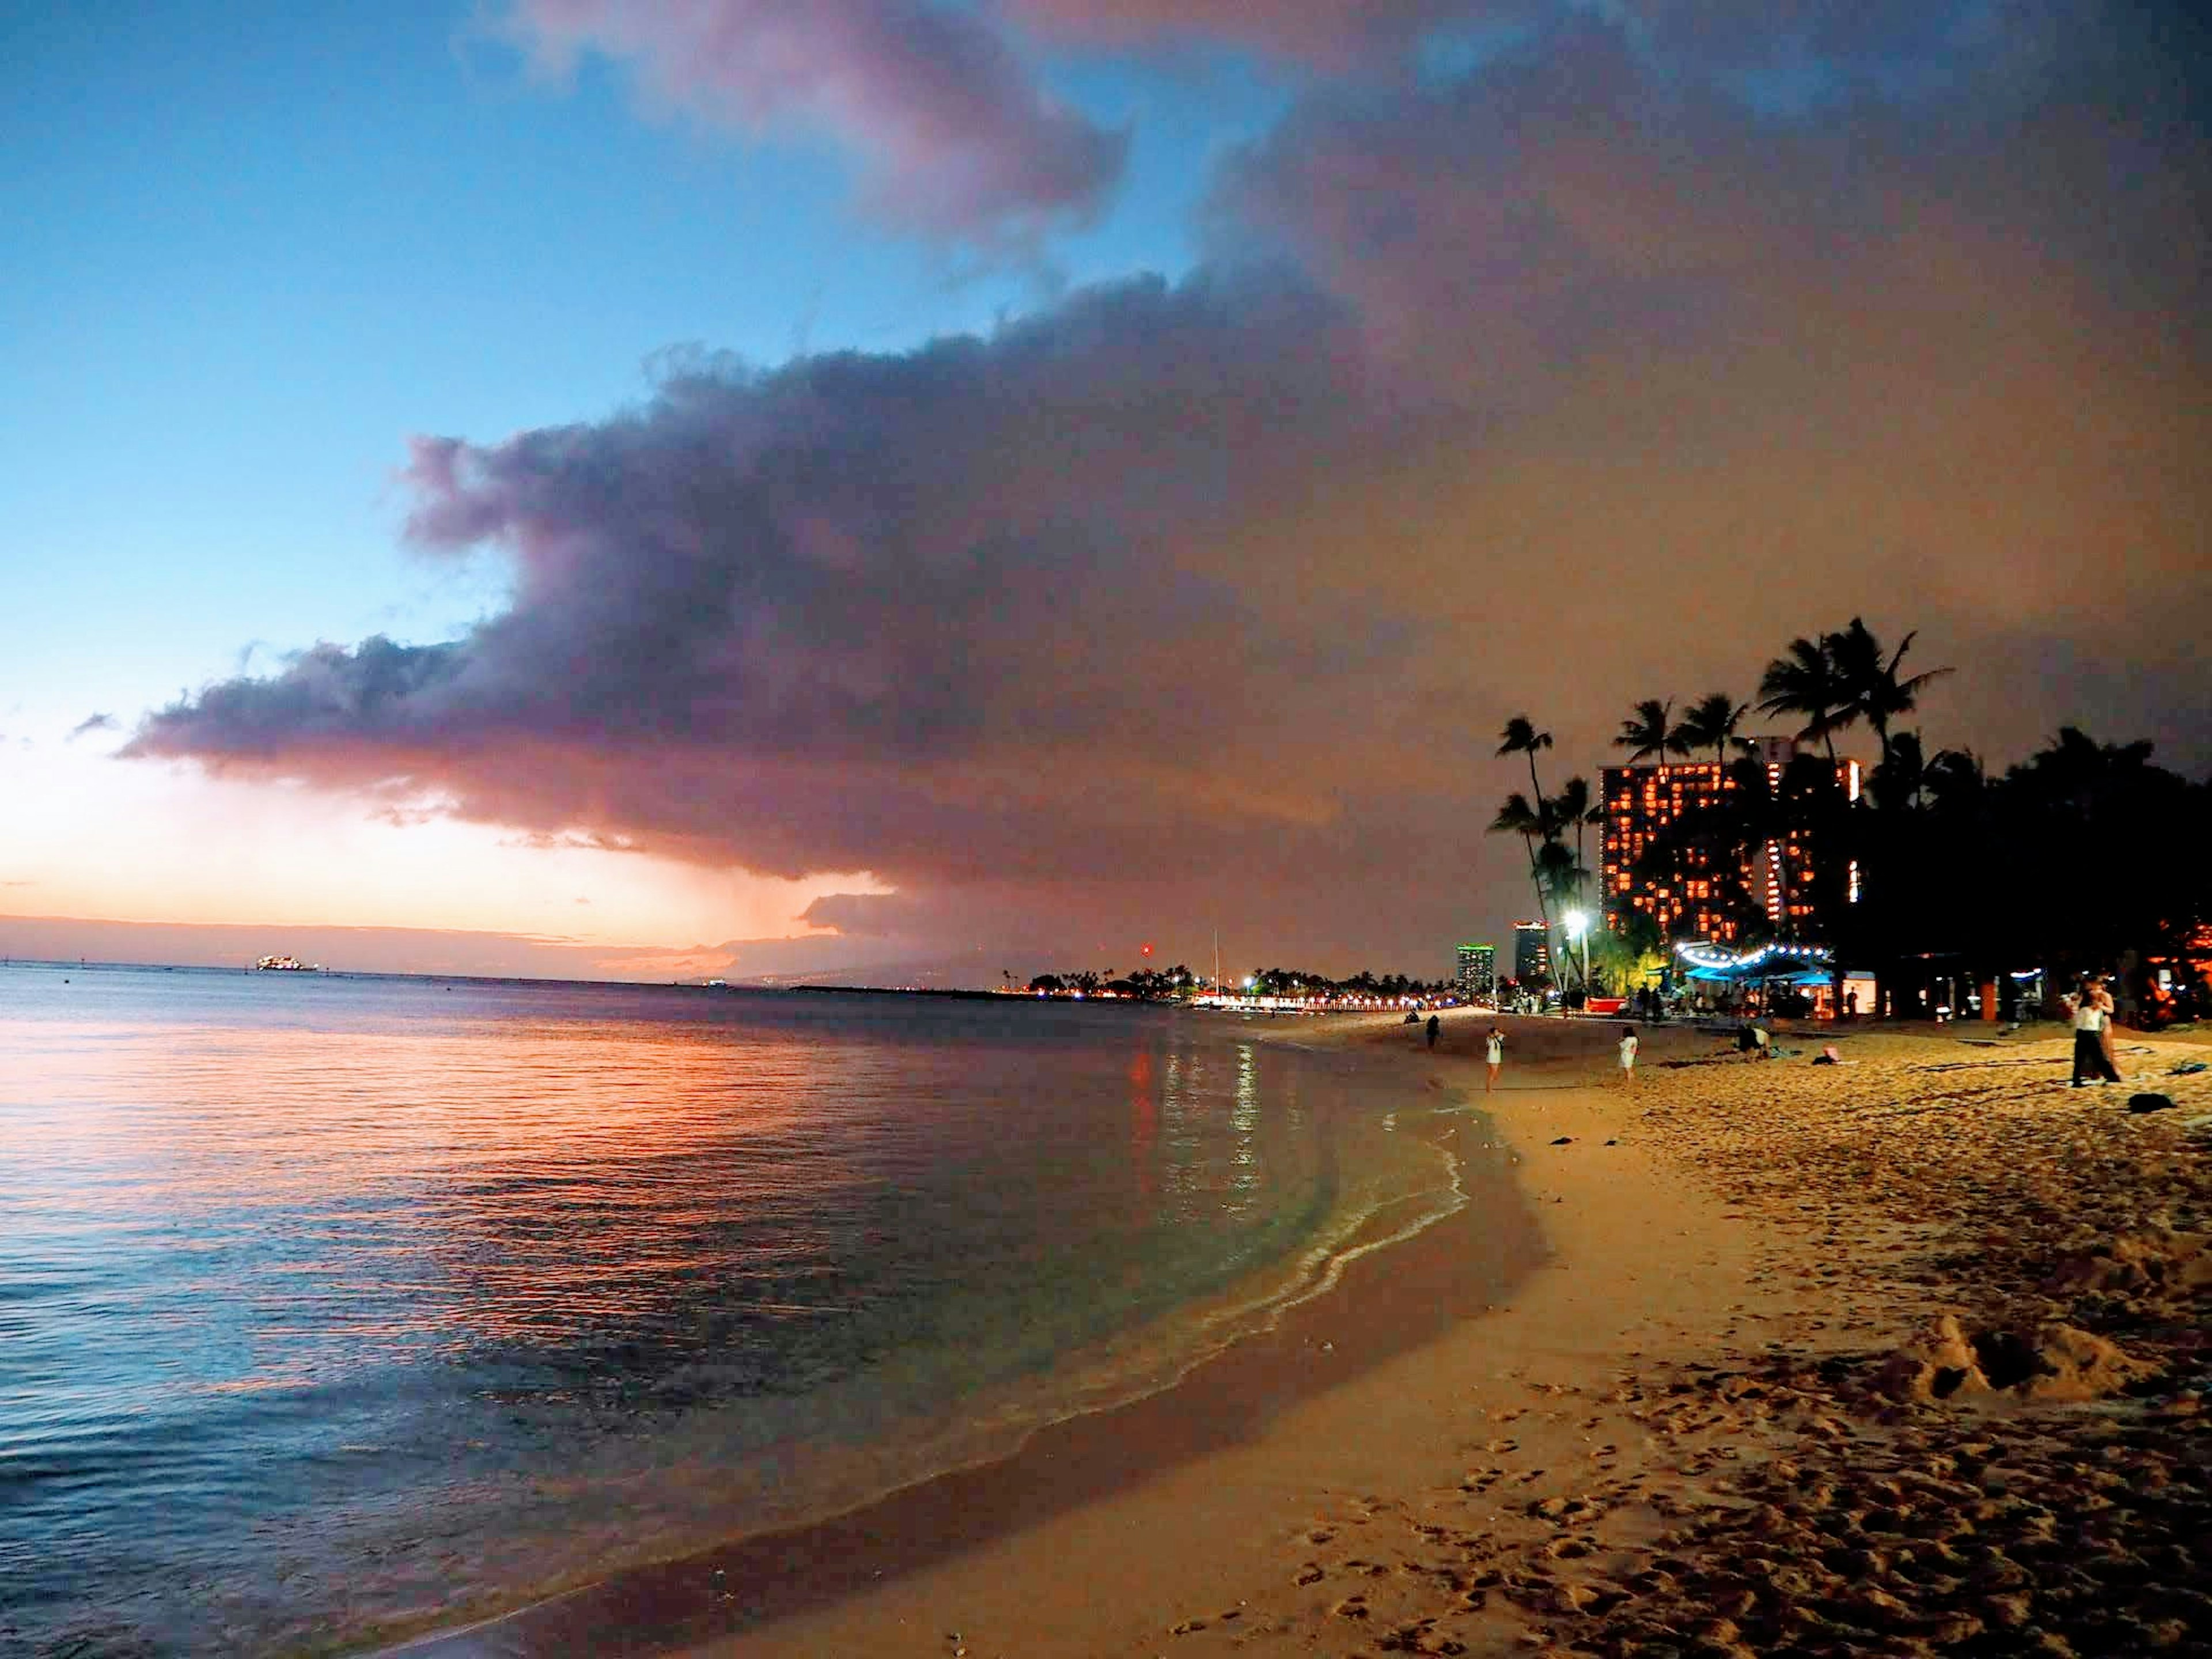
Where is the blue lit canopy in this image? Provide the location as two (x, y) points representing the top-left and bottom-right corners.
(1674, 941), (1835, 984)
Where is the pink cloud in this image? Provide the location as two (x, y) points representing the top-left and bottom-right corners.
(510, 0), (1126, 239)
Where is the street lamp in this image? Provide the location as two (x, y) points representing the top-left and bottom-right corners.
(1564, 911), (1592, 1007)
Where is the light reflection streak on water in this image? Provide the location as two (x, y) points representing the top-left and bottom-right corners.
(1229, 1043), (1262, 1213)
(4, 1014), (888, 1370)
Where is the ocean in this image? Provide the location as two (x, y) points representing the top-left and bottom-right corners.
(0, 964), (1514, 1657)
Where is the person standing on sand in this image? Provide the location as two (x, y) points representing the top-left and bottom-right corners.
(2093, 976), (2124, 1081)
(2067, 976), (2122, 1086)
(1425, 1012), (1440, 1050)
(1485, 1026), (1503, 1093)
(1618, 1024), (1638, 1086)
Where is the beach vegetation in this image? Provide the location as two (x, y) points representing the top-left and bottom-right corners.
(1756, 633), (1850, 760)
(1825, 618), (1953, 771)
(1495, 716), (1561, 971)
(1613, 699), (1687, 766)
(1494, 719), (1618, 995)
(1671, 692), (1751, 766)
(1585, 907), (1665, 995)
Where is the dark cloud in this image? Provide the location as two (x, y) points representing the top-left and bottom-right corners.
(129, 2), (2210, 974)
(68, 713), (119, 741)
(130, 270), (1476, 959)
(509, 0), (1128, 242)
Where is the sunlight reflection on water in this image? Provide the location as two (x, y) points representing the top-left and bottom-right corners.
(0, 968), (1461, 1657)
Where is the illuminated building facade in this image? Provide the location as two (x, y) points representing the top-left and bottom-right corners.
(1512, 921), (1550, 985)
(1600, 744), (1861, 942)
(1455, 942), (1496, 998)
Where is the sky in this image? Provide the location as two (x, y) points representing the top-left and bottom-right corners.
(3, 0), (2207, 985)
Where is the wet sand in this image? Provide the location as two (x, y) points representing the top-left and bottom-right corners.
(382, 1010), (2212, 1658)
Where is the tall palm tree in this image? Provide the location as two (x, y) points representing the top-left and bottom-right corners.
(1672, 692), (1750, 767)
(1488, 792), (1553, 950)
(1498, 715), (1554, 800)
(1827, 618), (1953, 769)
(1490, 792), (1546, 877)
(1536, 838), (1591, 914)
(1529, 779), (1603, 992)
(1757, 636), (1848, 760)
(1498, 716), (1559, 971)
(1613, 699), (1684, 765)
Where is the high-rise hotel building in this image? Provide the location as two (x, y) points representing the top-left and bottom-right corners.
(1455, 942), (1496, 998)
(1512, 921), (1550, 986)
(1600, 738), (1860, 942)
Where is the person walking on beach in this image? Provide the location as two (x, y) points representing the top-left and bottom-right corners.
(2067, 976), (2122, 1086)
(1618, 1024), (1638, 1086)
(1485, 1026), (1503, 1093)
(1425, 1012), (1440, 1050)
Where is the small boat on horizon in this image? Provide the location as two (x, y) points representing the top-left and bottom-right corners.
(253, 955), (322, 972)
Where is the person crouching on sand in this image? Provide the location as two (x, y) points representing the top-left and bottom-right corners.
(1485, 1026), (1503, 1093)
(1618, 1023), (1638, 1086)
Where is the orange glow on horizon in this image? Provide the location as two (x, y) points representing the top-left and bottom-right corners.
(0, 740), (889, 962)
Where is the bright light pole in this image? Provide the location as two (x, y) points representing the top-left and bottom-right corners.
(1564, 911), (1592, 1009)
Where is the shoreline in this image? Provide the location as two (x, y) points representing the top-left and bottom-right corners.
(670, 1012), (1766, 1658)
(372, 1010), (2211, 1658)
(371, 1012), (1748, 1658)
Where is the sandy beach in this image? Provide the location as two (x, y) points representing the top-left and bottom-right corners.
(388, 1010), (2212, 1659)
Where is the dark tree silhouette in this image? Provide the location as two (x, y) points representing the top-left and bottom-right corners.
(1613, 699), (1686, 766)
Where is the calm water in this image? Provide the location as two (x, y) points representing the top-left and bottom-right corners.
(0, 965), (1490, 1657)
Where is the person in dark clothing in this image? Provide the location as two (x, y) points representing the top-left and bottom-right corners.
(1425, 1013), (1440, 1050)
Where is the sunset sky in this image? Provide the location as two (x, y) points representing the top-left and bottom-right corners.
(4, 0), (2206, 984)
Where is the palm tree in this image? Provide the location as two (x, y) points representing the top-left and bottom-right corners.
(1869, 729), (1929, 813)
(1613, 699), (1685, 765)
(1672, 692), (1750, 767)
(1549, 775), (1602, 914)
(1490, 791), (1554, 946)
(1498, 715), (1554, 800)
(1757, 636), (1847, 760)
(1827, 618), (1953, 769)
(1536, 839), (1592, 988)
(1498, 716), (1559, 967)
(1924, 746), (1986, 817)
